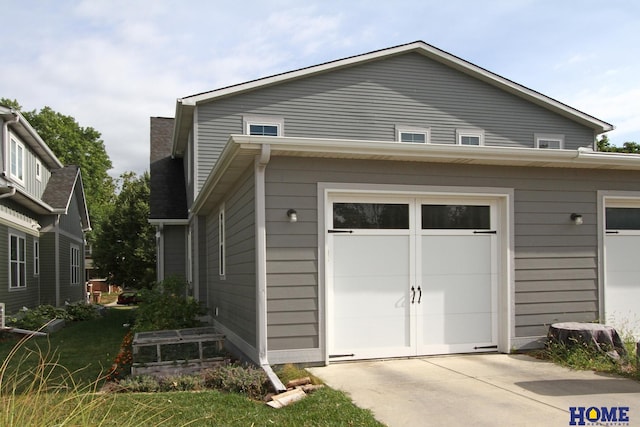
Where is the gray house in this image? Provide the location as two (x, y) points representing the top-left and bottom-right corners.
(1, 106), (90, 315)
(150, 41), (640, 370)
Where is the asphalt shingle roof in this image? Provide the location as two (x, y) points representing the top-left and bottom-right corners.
(150, 117), (188, 219)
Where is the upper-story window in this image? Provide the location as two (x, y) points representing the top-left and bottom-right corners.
(396, 126), (430, 144)
(244, 115), (284, 137)
(456, 129), (485, 146)
(10, 136), (25, 183)
(35, 159), (42, 182)
(535, 133), (564, 149)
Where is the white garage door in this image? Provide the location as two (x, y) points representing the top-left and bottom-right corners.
(328, 196), (498, 360)
(604, 205), (640, 339)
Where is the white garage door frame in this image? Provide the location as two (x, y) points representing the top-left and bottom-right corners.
(598, 191), (640, 339)
(318, 183), (514, 364)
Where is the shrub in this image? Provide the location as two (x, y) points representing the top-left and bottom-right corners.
(65, 302), (101, 321)
(133, 276), (202, 333)
(203, 363), (269, 400)
(8, 305), (71, 331)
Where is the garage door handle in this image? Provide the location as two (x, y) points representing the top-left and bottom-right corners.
(411, 286), (416, 303)
(606, 230), (619, 234)
(417, 286), (422, 304)
(473, 230), (497, 234)
(328, 229), (353, 233)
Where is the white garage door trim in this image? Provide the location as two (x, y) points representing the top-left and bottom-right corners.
(599, 191), (640, 339)
(318, 183), (514, 364)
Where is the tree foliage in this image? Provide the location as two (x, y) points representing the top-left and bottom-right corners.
(0, 98), (116, 238)
(92, 172), (155, 288)
(597, 134), (640, 153)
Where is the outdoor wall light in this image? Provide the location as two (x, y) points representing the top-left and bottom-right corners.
(570, 213), (583, 225)
(287, 209), (298, 223)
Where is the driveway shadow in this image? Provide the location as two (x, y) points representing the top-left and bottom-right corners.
(515, 378), (640, 396)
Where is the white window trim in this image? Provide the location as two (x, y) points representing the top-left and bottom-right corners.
(456, 128), (485, 146)
(9, 231), (27, 290)
(9, 135), (25, 184)
(33, 239), (40, 277)
(243, 115), (284, 137)
(70, 244), (80, 285)
(35, 159), (42, 182)
(534, 133), (564, 149)
(218, 205), (226, 279)
(396, 126), (431, 144)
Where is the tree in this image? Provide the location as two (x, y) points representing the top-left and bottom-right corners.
(92, 172), (156, 288)
(598, 134), (640, 153)
(0, 98), (116, 239)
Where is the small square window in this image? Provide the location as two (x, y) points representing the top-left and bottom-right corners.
(456, 129), (484, 146)
(36, 160), (42, 182)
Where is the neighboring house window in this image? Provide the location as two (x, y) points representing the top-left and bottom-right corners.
(70, 244), (80, 285)
(9, 233), (26, 289)
(10, 137), (25, 183)
(34, 240), (40, 276)
(535, 133), (564, 149)
(244, 115), (284, 137)
(35, 159), (42, 182)
(396, 126), (430, 144)
(218, 207), (226, 278)
(456, 129), (484, 146)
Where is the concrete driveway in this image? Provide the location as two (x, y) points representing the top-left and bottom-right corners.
(308, 354), (640, 427)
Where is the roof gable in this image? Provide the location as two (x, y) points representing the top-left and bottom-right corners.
(172, 41), (613, 156)
(41, 165), (91, 230)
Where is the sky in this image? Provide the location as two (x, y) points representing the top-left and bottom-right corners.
(1, 0), (639, 177)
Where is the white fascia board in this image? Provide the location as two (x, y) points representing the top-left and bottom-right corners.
(177, 41), (612, 133)
(148, 218), (189, 225)
(230, 135), (640, 170)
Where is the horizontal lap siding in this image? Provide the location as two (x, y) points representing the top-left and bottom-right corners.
(266, 156), (640, 349)
(207, 168), (257, 348)
(163, 225), (186, 279)
(196, 52), (594, 193)
(0, 225), (40, 312)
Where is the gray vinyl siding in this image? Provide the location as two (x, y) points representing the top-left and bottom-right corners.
(195, 52), (595, 193)
(0, 225), (41, 313)
(265, 156), (640, 348)
(197, 215), (208, 303)
(58, 234), (84, 304)
(163, 225), (186, 279)
(58, 192), (83, 237)
(39, 232), (57, 306)
(207, 167), (257, 347)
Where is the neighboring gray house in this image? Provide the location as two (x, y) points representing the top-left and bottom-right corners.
(1, 106), (90, 314)
(150, 41), (640, 369)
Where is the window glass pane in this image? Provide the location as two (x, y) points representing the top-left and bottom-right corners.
(538, 139), (561, 149)
(249, 124), (278, 136)
(606, 208), (640, 230)
(460, 136), (480, 145)
(400, 133), (426, 143)
(333, 203), (409, 229)
(10, 236), (17, 261)
(422, 205), (490, 229)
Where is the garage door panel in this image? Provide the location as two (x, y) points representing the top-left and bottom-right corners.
(422, 236), (491, 275)
(423, 312), (493, 345)
(605, 232), (640, 339)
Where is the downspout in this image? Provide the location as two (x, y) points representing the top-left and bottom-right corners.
(255, 144), (286, 392)
(0, 187), (16, 199)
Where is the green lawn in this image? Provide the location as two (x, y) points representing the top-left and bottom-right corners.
(0, 306), (383, 426)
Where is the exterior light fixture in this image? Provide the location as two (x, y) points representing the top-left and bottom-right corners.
(570, 213), (583, 225)
(287, 209), (298, 223)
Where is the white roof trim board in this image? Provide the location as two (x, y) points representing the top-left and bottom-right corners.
(173, 41), (614, 156)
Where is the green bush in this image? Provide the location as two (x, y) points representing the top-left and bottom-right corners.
(203, 363), (269, 400)
(8, 305), (71, 330)
(65, 302), (101, 321)
(133, 277), (202, 332)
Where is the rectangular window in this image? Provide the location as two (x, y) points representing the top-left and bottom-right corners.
(422, 205), (490, 229)
(70, 245), (80, 285)
(218, 207), (226, 278)
(333, 203), (410, 229)
(535, 133), (564, 149)
(606, 207), (640, 230)
(34, 240), (40, 276)
(9, 233), (26, 289)
(397, 126), (430, 144)
(456, 129), (484, 146)
(35, 159), (42, 182)
(10, 137), (25, 182)
(249, 124), (279, 136)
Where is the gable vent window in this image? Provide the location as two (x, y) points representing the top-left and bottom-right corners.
(456, 129), (484, 146)
(249, 124), (279, 136)
(244, 115), (284, 137)
(535, 134), (564, 149)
